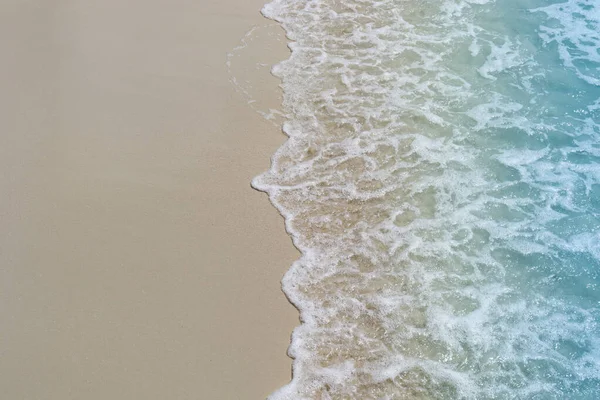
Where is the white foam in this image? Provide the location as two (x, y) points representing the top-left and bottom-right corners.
(253, 0), (600, 397)
(532, 0), (600, 86)
(478, 38), (526, 80)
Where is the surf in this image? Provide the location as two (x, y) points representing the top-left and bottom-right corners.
(254, 0), (600, 398)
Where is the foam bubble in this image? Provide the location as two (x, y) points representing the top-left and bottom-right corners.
(532, 0), (600, 86)
(254, 0), (600, 398)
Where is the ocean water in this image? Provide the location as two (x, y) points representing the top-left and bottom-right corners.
(252, 0), (600, 398)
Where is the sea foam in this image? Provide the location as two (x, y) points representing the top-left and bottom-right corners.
(254, 0), (600, 398)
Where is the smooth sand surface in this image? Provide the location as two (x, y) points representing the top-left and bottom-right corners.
(0, 1), (297, 399)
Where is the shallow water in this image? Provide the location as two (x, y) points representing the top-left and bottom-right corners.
(253, 0), (600, 398)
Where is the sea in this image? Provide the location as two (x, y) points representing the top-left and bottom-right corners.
(250, 0), (600, 398)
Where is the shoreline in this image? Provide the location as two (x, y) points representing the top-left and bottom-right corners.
(0, 1), (297, 399)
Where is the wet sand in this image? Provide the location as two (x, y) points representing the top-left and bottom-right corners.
(0, 1), (297, 399)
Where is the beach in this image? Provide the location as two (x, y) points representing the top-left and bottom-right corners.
(0, 1), (297, 399)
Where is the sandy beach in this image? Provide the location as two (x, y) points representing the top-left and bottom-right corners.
(0, 1), (297, 399)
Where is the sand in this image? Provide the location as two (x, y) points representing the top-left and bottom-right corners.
(0, 1), (297, 399)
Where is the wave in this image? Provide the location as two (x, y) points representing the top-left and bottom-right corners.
(254, 0), (600, 398)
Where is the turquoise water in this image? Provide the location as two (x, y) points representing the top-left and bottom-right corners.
(254, 0), (600, 398)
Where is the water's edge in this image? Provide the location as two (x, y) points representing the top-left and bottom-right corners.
(251, 0), (600, 398)
(251, 6), (305, 400)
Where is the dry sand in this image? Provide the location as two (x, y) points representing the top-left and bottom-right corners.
(0, 1), (297, 399)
